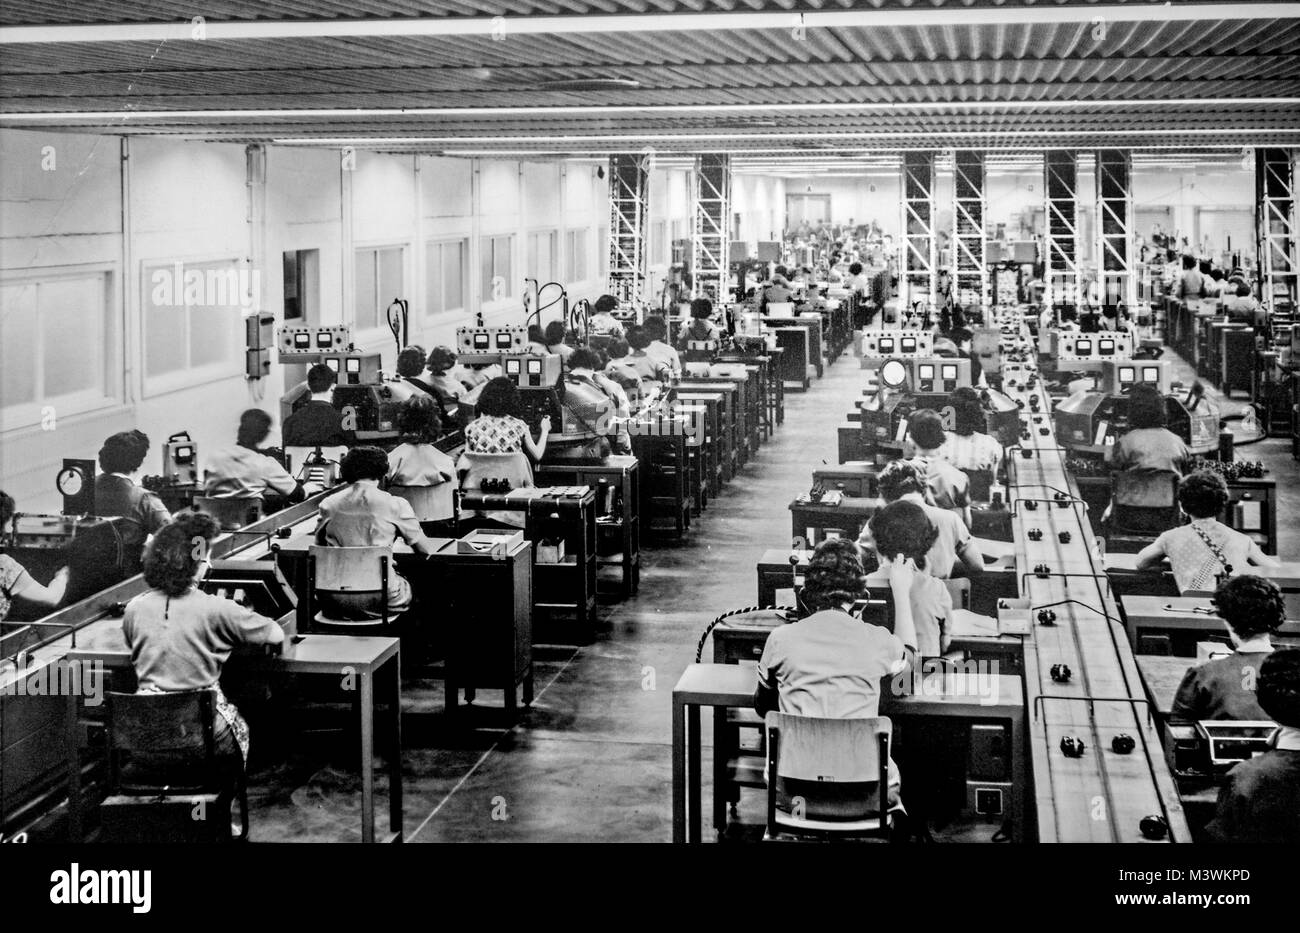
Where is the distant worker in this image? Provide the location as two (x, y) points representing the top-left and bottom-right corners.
(204, 409), (310, 505)
(94, 430), (171, 575)
(282, 363), (353, 448)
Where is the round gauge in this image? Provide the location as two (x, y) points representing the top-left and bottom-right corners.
(879, 359), (908, 389)
(56, 466), (86, 497)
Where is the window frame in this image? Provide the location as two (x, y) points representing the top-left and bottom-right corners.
(353, 242), (410, 336)
(141, 255), (246, 399)
(480, 233), (516, 305)
(424, 236), (469, 318)
(0, 262), (120, 430)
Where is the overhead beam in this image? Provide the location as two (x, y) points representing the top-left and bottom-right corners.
(3, 5), (1296, 44)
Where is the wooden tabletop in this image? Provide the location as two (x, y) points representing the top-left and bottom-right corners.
(1136, 655), (1195, 717)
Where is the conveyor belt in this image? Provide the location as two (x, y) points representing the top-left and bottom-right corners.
(1001, 350), (1189, 842)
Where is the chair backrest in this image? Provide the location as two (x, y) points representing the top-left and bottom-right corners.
(308, 544), (389, 593)
(456, 450), (533, 490)
(107, 689), (218, 793)
(388, 484), (455, 522)
(1110, 469), (1182, 536)
(944, 577), (972, 611)
(961, 468), (994, 503)
(768, 712), (890, 783)
(193, 496), (263, 531)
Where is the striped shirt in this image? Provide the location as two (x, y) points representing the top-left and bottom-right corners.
(939, 430), (1003, 475)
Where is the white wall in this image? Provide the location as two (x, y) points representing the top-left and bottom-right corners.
(0, 130), (640, 511)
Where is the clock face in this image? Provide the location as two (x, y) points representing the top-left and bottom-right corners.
(57, 466), (85, 497)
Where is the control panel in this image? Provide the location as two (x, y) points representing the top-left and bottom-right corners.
(502, 353), (562, 389)
(1056, 332), (1134, 361)
(457, 325), (528, 358)
(858, 330), (933, 360)
(278, 324), (351, 358)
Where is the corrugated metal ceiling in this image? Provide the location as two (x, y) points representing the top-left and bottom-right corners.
(1, 2), (1297, 157)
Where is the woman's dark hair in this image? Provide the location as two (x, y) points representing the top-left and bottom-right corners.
(340, 446), (391, 484)
(1177, 469), (1229, 519)
(907, 409), (947, 451)
(396, 346), (427, 378)
(143, 511), (220, 598)
(397, 394), (442, 445)
(1198, 259), (1212, 276)
(774, 265), (789, 278)
(475, 376), (522, 418)
(1182, 254), (1196, 270)
(607, 338), (630, 360)
(544, 320), (568, 347)
(690, 298), (713, 320)
(426, 346), (457, 373)
(569, 347), (603, 371)
(236, 409), (273, 449)
(1257, 649), (1300, 728)
(1210, 268), (1225, 282)
(643, 315), (667, 340)
(1213, 574), (1286, 640)
(594, 294), (619, 315)
(801, 538), (868, 613)
(876, 460), (924, 502)
(848, 262), (863, 276)
(1237, 282), (1252, 298)
(0, 490), (15, 528)
(1126, 384), (1168, 429)
(626, 325), (653, 351)
(1059, 306), (1078, 323)
(306, 362), (338, 394)
(99, 430), (150, 474)
(869, 500), (936, 572)
(950, 388), (986, 437)
(527, 324), (546, 345)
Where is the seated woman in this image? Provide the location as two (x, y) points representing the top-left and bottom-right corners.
(543, 320), (574, 363)
(122, 511), (284, 777)
(676, 297), (722, 349)
(424, 346), (471, 425)
(395, 345), (433, 395)
(0, 490), (69, 622)
(624, 325), (672, 386)
(1203, 648), (1300, 844)
(754, 539), (917, 823)
(868, 500), (954, 659)
(1136, 470), (1276, 593)
(1108, 383), (1190, 475)
(460, 377), (550, 529)
(1171, 574), (1285, 723)
(204, 409), (310, 509)
(905, 409), (972, 527)
(387, 396), (458, 537)
(315, 446), (437, 619)
(589, 294), (625, 339)
(938, 386), (1002, 477)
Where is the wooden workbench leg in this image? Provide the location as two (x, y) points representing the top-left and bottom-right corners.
(389, 654), (403, 841)
(359, 670), (375, 844)
(688, 705), (702, 844)
(672, 698), (686, 843)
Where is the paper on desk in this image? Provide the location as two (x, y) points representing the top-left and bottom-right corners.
(950, 609), (1000, 638)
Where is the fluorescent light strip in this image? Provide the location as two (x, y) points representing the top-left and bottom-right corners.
(4, 98), (1295, 122)
(3, 4), (1295, 44)
(275, 128), (1300, 145)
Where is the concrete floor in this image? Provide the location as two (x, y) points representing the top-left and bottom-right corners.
(243, 344), (1300, 843)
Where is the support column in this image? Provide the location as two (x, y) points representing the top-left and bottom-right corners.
(1044, 151), (1081, 307)
(692, 153), (731, 307)
(607, 153), (650, 310)
(1256, 148), (1299, 323)
(1096, 149), (1136, 311)
(900, 150), (938, 311)
(952, 150), (988, 311)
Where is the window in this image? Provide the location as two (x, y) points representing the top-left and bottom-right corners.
(481, 234), (514, 302)
(565, 229), (588, 283)
(1, 269), (117, 428)
(354, 246), (405, 332)
(143, 258), (243, 397)
(526, 230), (557, 282)
(425, 238), (467, 315)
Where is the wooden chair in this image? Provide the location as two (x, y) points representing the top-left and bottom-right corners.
(1105, 469), (1182, 550)
(103, 688), (248, 842)
(307, 544), (400, 633)
(388, 484), (456, 526)
(764, 712), (894, 841)
(193, 496), (263, 531)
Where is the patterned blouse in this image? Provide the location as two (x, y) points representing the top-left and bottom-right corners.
(465, 414), (531, 454)
(1152, 518), (1260, 594)
(0, 554), (27, 622)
